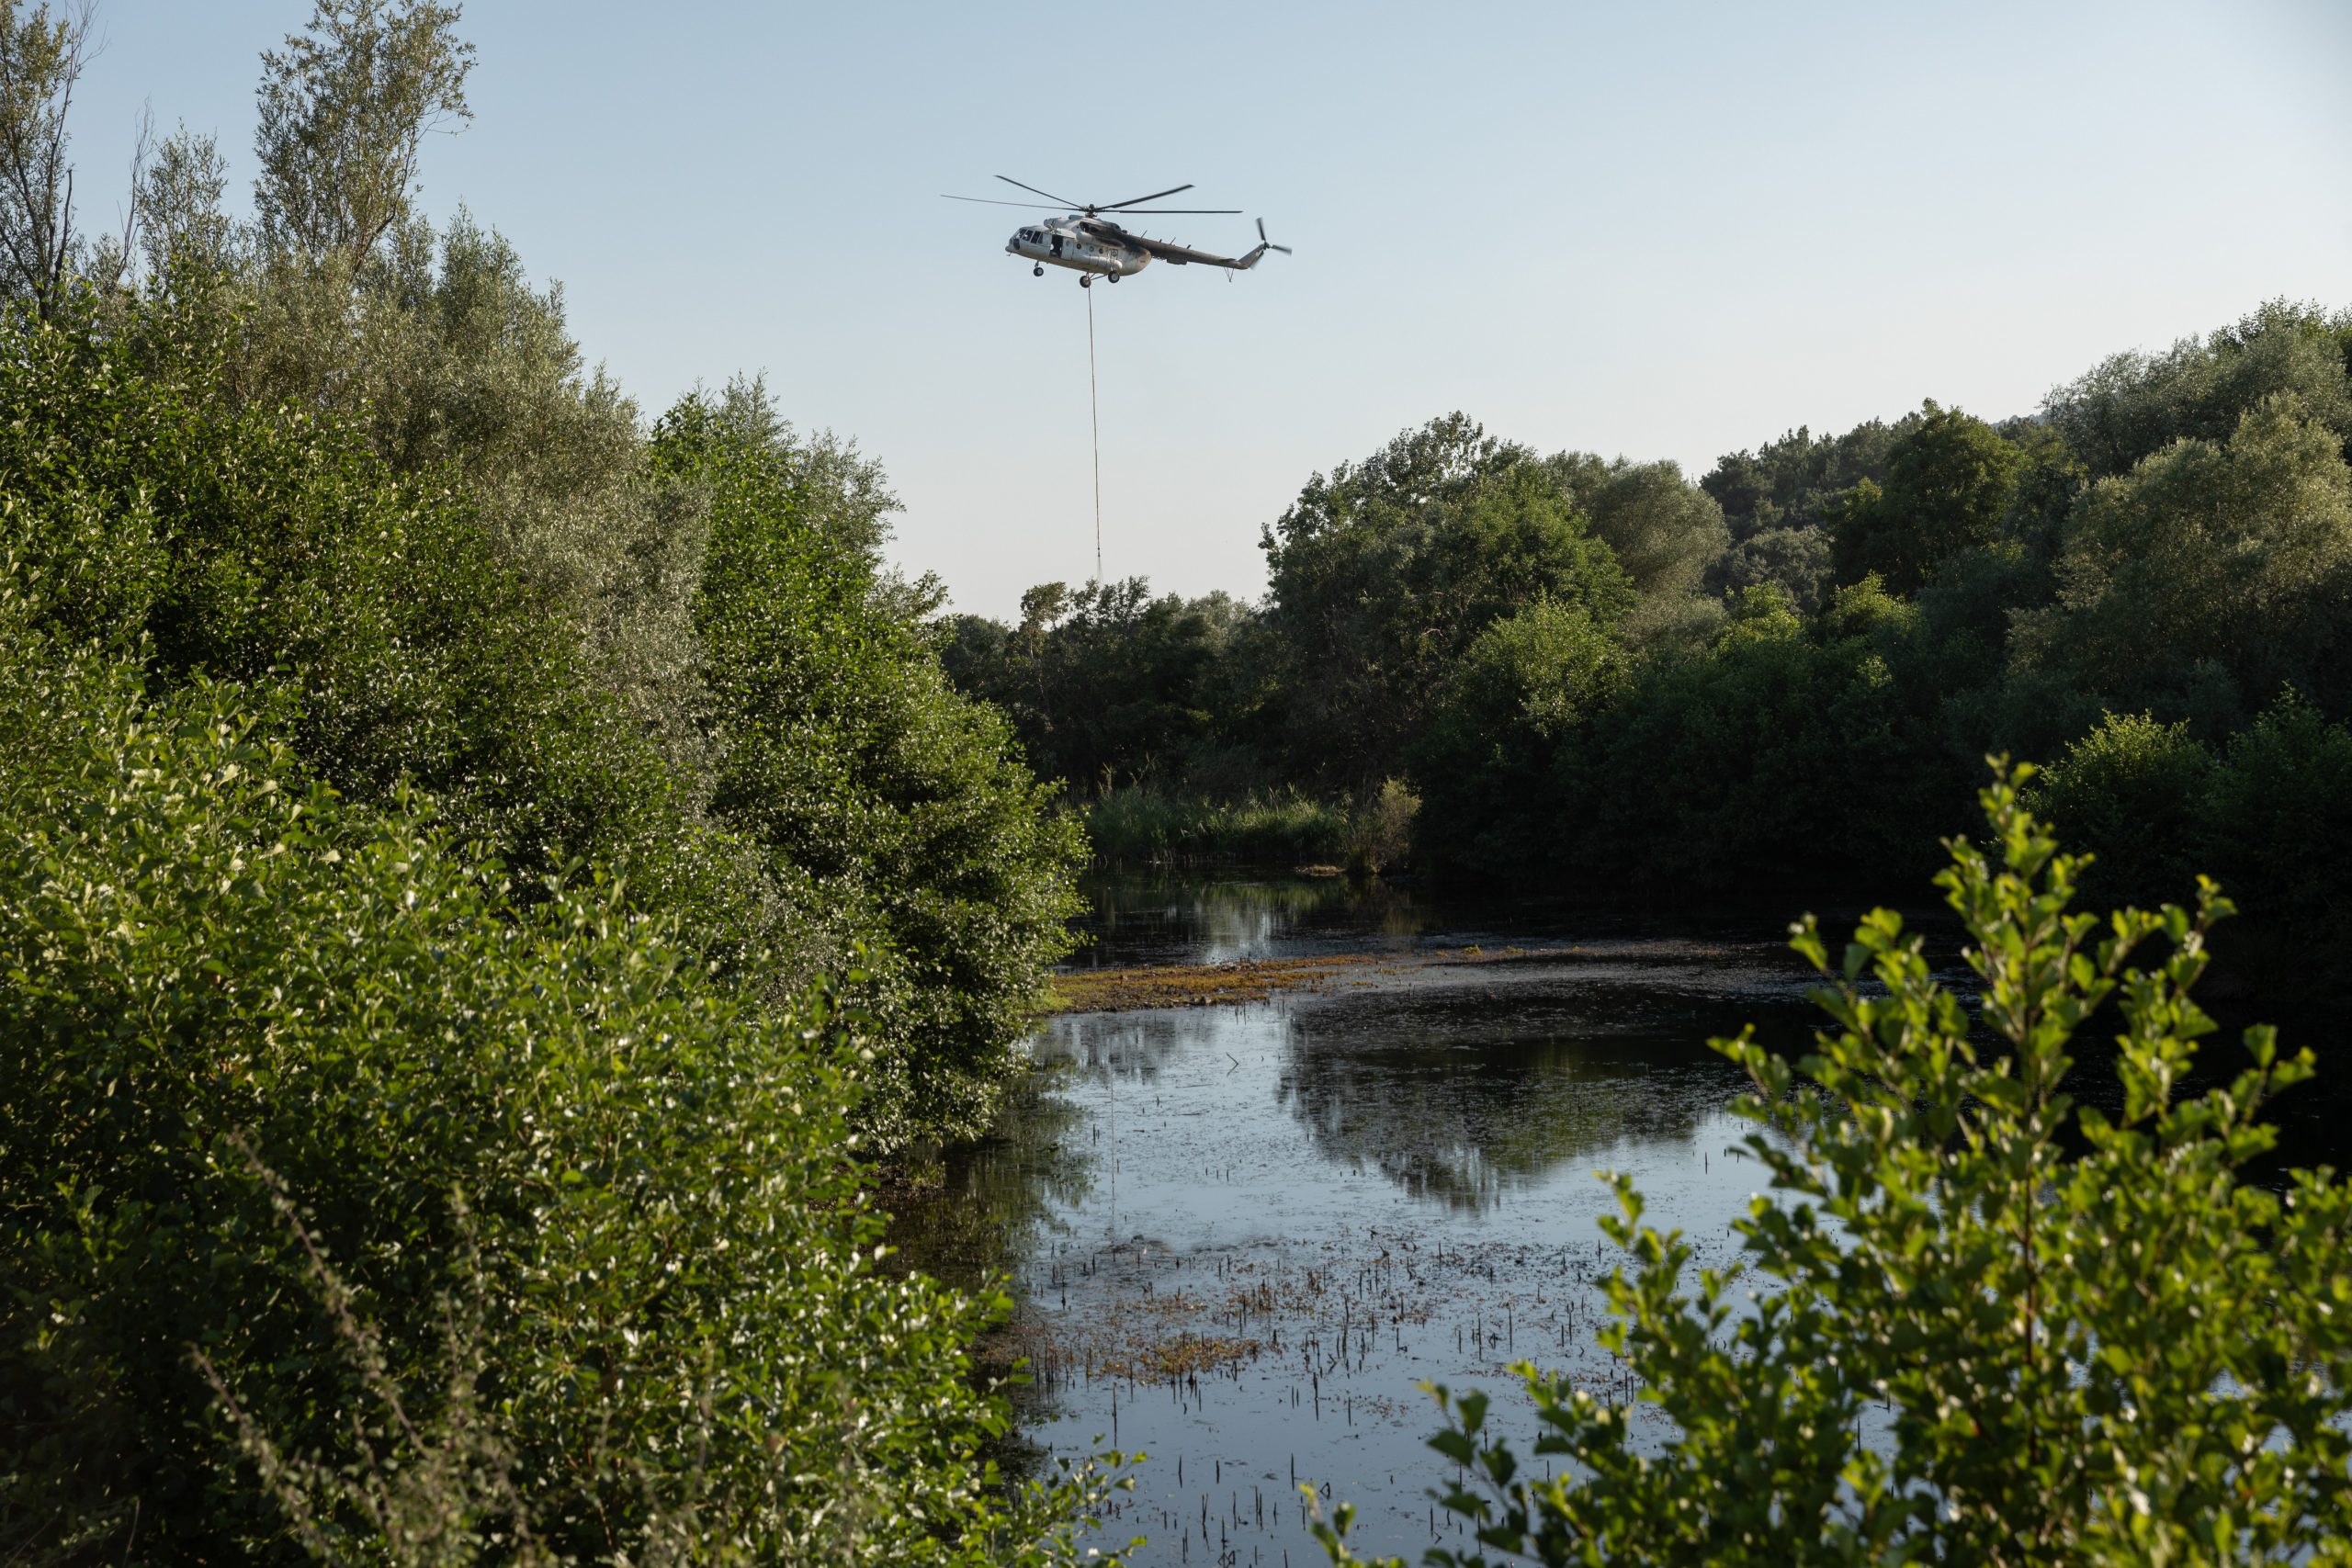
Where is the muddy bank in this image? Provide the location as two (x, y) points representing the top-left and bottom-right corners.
(1048, 937), (1807, 1014)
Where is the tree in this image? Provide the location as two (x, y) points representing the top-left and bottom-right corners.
(254, 0), (474, 272)
(1700, 415), (1917, 542)
(135, 122), (236, 281)
(1264, 413), (1633, 787)
(0, 0), (130, 305)
(1536, 576), (1943, 891)
(1830, 401), (2022, 593)
(2015, 392), (2352, 719)
(653, 389), (1086, 1148)
(1319, 765), (2352, 1565)
(1711, 523), (1833, 615)
(2045, 299), (2352, 478)
(1546, 453), (1729, 602)
(2195, 692), (2352, 982)
(1410, 595), (1629, 878)
(941, 578), (1246, 793)
(0, 638), (1116, 1564)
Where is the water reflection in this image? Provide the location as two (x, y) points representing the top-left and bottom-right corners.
(883, 1076), (1097, 1289)
(1069, 871), (1432, 967)
(889, 872), (2352, 1564)
(1282, 1005), (1728, 1213)
(1039, 1010), (1200, 1088)
(908, 877), (1853, 1563)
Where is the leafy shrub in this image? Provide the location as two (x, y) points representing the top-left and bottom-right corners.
(2197, 692), (2352, 976)
(0, 288), (1082, 1150)
(652, 390), (1086, 1147)
(1317, 764), (2352, 1564)
(0, 290), (767, 945)
(1348, 779), (1422, 875)
(1531, 579), (1945, 890)
(0, 636), (1110, 1564)
(2034, 709), (2214, 907)
(1411, 596), (1628, 878)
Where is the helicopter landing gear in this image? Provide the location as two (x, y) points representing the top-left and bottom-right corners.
(1080, 274), (1092, 288)
(1107, 272), (1119, 283)
(1033, 264), (1043, 276)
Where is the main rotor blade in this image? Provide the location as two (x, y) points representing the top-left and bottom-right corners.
(943, 194), (1065, 209)
(1100, 183), (1194, 209)
(997, 175), (1084, 207)
(1103, 207), (1241, 215)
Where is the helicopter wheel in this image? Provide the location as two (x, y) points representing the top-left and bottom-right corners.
(1033, 264), (1042, 276)
(1107, 273), (1119, 284)
(1080, 275), (1091, 288)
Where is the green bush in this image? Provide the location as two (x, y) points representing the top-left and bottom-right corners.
(1411, 595), (1627, 878)
(1507, 579), (1948, 891)
(1317, 763), (2352, 1564)
(651, 390), (1086, 1147)
(2034, 709), (2215, 908)
(0, 288), (1082, 1151)
(0, 636), (1113, 1564)
(0, 290), (766, 945)
(2198, 692), (2352, 975)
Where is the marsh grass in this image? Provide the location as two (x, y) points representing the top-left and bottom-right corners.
(1082, 786), (1352, 867)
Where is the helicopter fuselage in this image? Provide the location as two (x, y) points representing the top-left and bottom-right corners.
(1007, 221), (1149, 277)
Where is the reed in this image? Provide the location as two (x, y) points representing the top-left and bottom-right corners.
(1081, 784), (1353, 867)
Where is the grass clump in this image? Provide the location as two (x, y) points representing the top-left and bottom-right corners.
(1082, 783), (1419, 872)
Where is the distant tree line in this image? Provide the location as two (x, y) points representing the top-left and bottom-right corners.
(942, 302), (2352, 985)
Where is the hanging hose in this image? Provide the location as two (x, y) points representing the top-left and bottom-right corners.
(1087, 282), (1102, 583)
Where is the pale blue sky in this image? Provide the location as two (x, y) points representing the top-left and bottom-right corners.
(76, 2), (2352, 618)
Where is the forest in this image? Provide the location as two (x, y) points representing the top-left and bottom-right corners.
(942, 305), (2352, 990)
(6, 0), (2352, 1562)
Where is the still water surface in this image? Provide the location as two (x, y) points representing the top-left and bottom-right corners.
(895, 871), (2350, 1563)
(908, 874), (1863, 1564)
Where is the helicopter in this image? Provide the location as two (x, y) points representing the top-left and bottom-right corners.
(943, 176), (1291, 287)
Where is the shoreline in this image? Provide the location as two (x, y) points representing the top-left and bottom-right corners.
(1041, 938), (1792, 1014)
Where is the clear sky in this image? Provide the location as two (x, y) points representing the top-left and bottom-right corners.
(73, 1), (2352, 620)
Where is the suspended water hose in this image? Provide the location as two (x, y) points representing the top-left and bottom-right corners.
(1086, 282), (1103, 582)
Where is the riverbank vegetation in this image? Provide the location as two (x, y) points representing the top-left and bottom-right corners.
(0, 1), (1104, 1560)
(1318, 768), (2352, 1562)
(940, 304), (2352, 991)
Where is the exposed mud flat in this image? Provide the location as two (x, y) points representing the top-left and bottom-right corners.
(1048, 936), (1814, 1017)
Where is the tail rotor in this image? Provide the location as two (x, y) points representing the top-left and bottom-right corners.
(1256, 218), (1293, 255)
